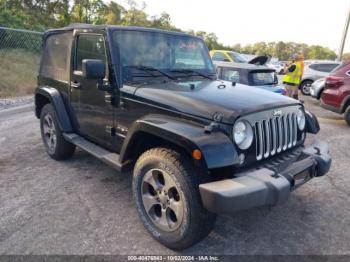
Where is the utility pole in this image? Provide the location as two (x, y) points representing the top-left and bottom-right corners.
(338, 4), (350, 61)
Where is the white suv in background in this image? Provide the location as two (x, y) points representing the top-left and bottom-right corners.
(300, 61), (340, 95)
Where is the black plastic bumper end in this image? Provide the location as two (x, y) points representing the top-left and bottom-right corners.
(199, 140), (331, 214)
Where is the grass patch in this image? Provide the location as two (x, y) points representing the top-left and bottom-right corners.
(0, 49), (41, 97)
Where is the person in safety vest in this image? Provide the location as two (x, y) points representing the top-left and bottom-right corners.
(283, 54), (303, 100)
(299, 53), (305, 76)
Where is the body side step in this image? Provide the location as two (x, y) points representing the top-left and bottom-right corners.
(63, 133), (125, 171)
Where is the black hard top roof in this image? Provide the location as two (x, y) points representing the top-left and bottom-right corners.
(44, 23), (197, 39)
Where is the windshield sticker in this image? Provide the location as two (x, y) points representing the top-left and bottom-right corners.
(178, 40), (199, 49)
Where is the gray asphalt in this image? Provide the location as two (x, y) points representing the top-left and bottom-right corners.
(0, 95), (349, 255)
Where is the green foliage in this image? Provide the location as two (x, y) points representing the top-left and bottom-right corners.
(342, 52), (350, 61)
(0, 49), (40, 96)
(233, 41), (337, 61)
(0, 0), (337, 60)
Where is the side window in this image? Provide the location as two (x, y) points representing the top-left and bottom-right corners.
(40, 32), (72, 81)
(309, 64), (320, 71)
(75, 34), (106, 71)
(212, 52), (228, 61)
(320, 64), (339, 72)
(309, 63), (338, 73)
(221, 68), (240, 82)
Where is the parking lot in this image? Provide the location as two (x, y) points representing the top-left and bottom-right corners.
(0, 94), (349, 255)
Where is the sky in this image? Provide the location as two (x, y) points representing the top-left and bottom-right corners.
(127, 0), (350, 53)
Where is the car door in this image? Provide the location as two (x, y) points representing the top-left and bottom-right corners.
(70, 32), (114, 148)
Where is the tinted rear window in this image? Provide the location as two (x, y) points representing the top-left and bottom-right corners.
(309, 63), (339, 73)
(249, 71), (275, 85)
(220, 68), (240, 82)
(40, 32), (72, 81)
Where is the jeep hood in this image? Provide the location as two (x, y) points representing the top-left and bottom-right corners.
(131, 80), (300, 124)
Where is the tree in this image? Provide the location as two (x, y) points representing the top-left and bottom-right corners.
(121, 7), (149, 27)
(0, 0), (339, 61)
(252, 42), (267, 55)
(103, 2), (125, 25)
(231, 43), (242, 52)
(71, 0), (107, 24)
(150, 12), (173, 30)
(194, 31), (229, 50)
(342, 52), (350, 61)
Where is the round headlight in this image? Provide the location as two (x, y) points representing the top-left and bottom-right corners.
(297, 108), (306, 130)
(233, 120), (253, 150)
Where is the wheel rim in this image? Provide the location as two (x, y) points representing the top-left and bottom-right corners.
(43, 114), (56, 152)
(302, 82), (311, 94)
(141, 168), (184, 232)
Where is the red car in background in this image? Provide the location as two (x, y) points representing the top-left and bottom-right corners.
(321, 61), (350, 126)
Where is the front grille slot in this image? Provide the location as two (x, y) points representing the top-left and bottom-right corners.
(255, 113), (298, 161)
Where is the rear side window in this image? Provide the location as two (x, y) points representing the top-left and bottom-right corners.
(221, 68), (240, 82)
(212, 52), (228, 61)
(40, 32), (72, 81)
(250, 71), (275, 86)
(75, 34), (106, 71)
(309, 63), (339, 73)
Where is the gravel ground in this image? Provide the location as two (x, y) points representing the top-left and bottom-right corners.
(0, 96), (34, 111)
(0, 95), (349, 255)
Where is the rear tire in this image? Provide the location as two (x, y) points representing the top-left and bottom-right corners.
(132, 148), (216, 250)
(40, 104), (76, 160)
(345, 106), (350, 127)
(300, 80), (313, 96)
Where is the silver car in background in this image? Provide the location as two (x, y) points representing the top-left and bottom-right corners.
(310, 77), (325, 99)
(300, 61), (340, 95)
(267, 61), (284, 74)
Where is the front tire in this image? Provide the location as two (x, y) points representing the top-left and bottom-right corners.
(345, 106), (350, 127)
(300, 80), (313, 95)
(132, 148), (216, 250)
(40, 104), (76, 160)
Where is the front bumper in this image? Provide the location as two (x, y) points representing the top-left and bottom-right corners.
(199, 140), (331, 214)
(310, 82), (324, 99)
(310, 85), (316, 97)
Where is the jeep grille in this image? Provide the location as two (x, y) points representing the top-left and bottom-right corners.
(255, 113), (298, 160)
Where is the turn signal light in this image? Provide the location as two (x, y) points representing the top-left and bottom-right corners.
(192, 149), (202, 160)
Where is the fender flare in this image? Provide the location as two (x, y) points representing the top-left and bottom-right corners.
(34, 86), (73, 133)
(119, 115), (239, 169)
(305, 110), (320, 134)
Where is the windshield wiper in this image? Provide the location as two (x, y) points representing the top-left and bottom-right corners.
(125, 65), (175, 80)
(170, 69), (213, 80)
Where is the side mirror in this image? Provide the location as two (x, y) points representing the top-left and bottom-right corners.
(82, 59), (105, 79)
(82, 59), (112, 92)
(223, 58), (230, 62)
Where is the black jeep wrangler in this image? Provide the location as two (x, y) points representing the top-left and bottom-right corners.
(35, 24), (331, 249)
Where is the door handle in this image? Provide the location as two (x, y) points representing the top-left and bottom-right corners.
(71, 81), (82, 89)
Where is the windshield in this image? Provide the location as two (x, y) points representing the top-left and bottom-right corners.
(250, 71), (276, 86)
(112, 30), (215, 83)
(227, 52), (247, 63)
